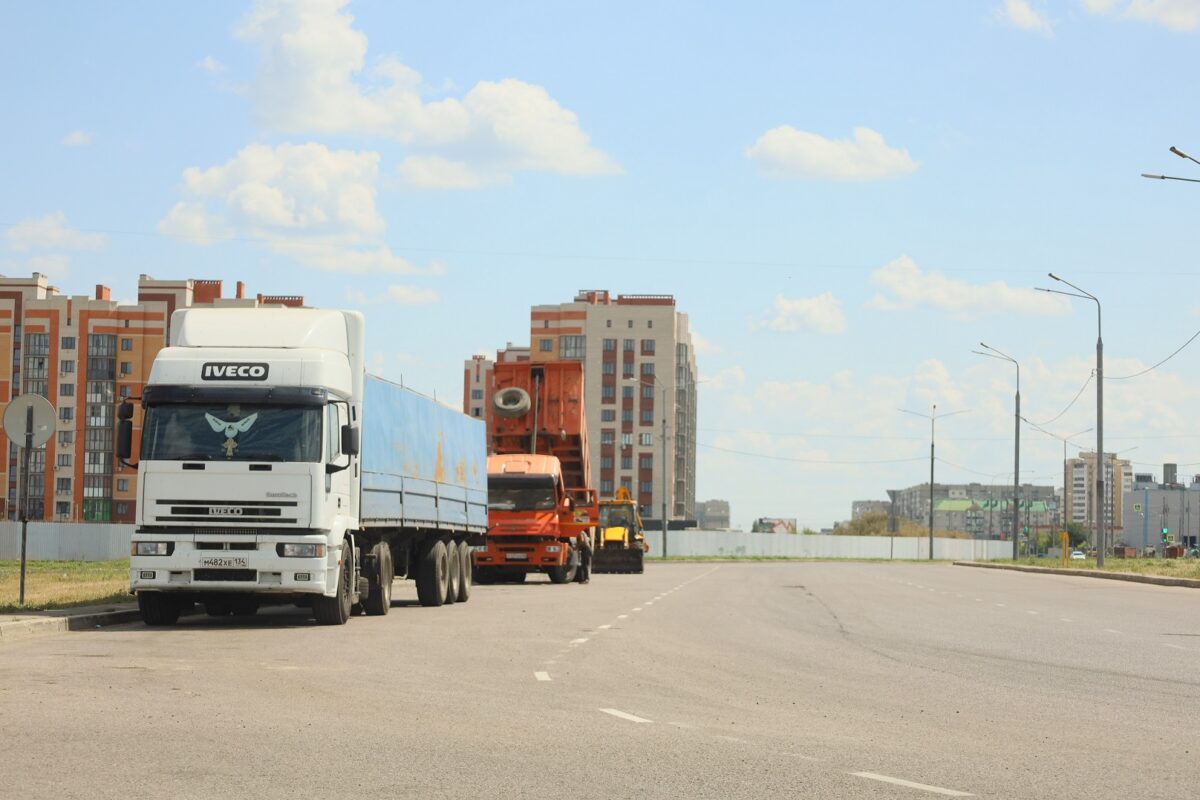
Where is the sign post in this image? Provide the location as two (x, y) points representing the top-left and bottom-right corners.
(3, 394), (57, 606)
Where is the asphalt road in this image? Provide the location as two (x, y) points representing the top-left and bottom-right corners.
(2, 562), (1199, 799)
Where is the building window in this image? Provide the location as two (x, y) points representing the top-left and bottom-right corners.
(471, 389), (483, 400)
(538, 338), (553, 352)
(55, 501), (69, 516)
(56, 454), (71, 467)
(603, 338), (616, 352)
(641, 362), (655, 376)
(57, 431), (73, 446)
(622, 363), (634, 378)
(59, 407), (73, 422)
(600, 456), (613, 470)
(640, 454), (653, 470)
(117, 479), (128, 492)
(640, 481), (653, 494)
(543, 320), (550, 328)
(623, 339), (634, 352)
(622, 409), (633, 423)
(641, 339), (656, 355)
(621, 455), (632, 470)
(627, 320), (633, 328)
(55, 477), (70, 492)
(622, 386), (633, 399)
(60, 383), (74, 397)
(620, 433), (633, 448)
(642, 385), (654, 399)
(601, 385), (615, 400)
(61, 337), (75, 350)
(559, 335), (586, 360)
(472, 408), (481, 417)
(60, 359), (75, 374)
(115, 502), (129, 516)
(119, 385), (131, 398)
(600, 479), (614, 494)
(648, 320), (653, 329)
(602, 361), (615, 375)
(600, 430), (614, 445)
(605, 320), (612, 328)
(601, 409), (615, 422)
(641, 409), (653, 424)
(120, 362), (132, 375)
(640, 433), (653, 446)
(121, 338), (133, 351)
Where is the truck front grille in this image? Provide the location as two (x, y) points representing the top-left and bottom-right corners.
(154, 498), (299, 525)
(194, 569), (257, 582)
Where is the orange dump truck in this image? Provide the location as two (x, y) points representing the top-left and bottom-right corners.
(474, 361), (597, 584)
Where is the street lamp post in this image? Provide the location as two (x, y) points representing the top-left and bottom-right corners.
(1037, 273), (1105, 567)
(974, 343), (1020, 560)
(900, 405), (969, 560)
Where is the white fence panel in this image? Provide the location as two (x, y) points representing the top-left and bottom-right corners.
(643, 529), (1011, 560)
(0, 522), (133, 561)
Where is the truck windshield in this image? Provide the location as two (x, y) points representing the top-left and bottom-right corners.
(488, 476), (558, 512)
(141, 403), (321, 462)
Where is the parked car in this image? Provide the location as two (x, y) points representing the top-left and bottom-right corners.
(1070, 550), (1086, 560)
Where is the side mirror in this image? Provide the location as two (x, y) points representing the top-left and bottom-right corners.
(341, 424), (360, 456)
(117, 419), (133, 461)
(117, 401), (134, 421)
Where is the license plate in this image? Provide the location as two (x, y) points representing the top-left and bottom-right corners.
(505, 552), (528, 561)
(198, 556), (249, 568)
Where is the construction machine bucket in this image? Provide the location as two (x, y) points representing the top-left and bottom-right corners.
(592, 545), (645, 574)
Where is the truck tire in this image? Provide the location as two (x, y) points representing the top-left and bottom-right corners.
(138, 592), (181, 626)
(416, 540), (450, 607)
(363, 541), (392, 616)
(547, 544), (578, 584)
(492, 387), (531, 418)
(456, 541), (472, 603)
(313, 541), (353, 625)
(445, 540), (461, 605)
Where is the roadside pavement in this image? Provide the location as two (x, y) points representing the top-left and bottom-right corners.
(0, 599), (140, 643)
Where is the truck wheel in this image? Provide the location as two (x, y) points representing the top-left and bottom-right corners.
(416, 540), (449, 607)
(313, 540), (353, 625)
(363, 542), (392, 616)
(456, 541), (472, 603)
(138, 592), (181, 626)
(547, 544), (578, 584)
(445, 541), (461, 605)
(547, 564), (570, 584)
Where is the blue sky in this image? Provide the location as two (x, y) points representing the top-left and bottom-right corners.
(3, 0), (1199, 529)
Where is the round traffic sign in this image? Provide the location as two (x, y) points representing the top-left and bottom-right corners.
(3, 394), (57, 448)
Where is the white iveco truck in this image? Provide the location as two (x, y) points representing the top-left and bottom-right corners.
(122, 308), (487, 625)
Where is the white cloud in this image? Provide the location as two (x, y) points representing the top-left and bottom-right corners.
(4, 212), (106, 252)
(746, 126), (918, 182)
(761, 292), (848, 334)
(1000, 0), (1053, 34)
(160, 142), (443, 278)
(1084, 0), (1200, 30)
(61, 130), (91, 147)
(234, 0), (620, 185)
(198, 56), (227, 73)
(866, 255), (1069, 318)
(0, 255), (71, 281)
(690, 330), (722, 356)
(347, 284), (438, 305)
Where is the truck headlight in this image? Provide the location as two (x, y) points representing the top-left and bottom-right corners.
(545, 545), (561, 553)
(133, 542), (173, 556)
(278, 543), (326, 558)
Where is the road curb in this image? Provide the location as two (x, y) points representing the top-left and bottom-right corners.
(954, 560), (1200, 589)
(0, 605), (141, 644)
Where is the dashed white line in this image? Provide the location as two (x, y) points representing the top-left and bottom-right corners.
(633, 608), (643, 613)
(534, 672), (552, 682)
(1026, 610), (1040, 616)
(1060, 618), (1073, 623)
(974, 598), (983, 602)
(1165, 643), (1188, 651)
(600, 708), (652, 724)
(851, 771), (974, 797)
(570, 638), (589, 645)
(598, 624), (612, 630)
(995, 603), (1006, 607)
(1104, 628), (1122, 634)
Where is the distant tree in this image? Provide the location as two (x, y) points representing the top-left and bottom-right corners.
(1066, 522), (1089, 548)
(802, 527), (818, 536)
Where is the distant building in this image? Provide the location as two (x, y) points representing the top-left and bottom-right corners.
(462, 343), (530, 426)
(696, 499), (730, 529)
(889, 482), (1057, 540)
(1122, 467), (1200, 552)
(1063, 451), (1132, 537)
(0, 272), (302, 523)
(467, 289), (698, 520)
(751, 517), (797, 534)
(851, 500), (890, 520)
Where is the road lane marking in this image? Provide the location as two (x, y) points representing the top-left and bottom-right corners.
(974, 598), (983, 602)
(995, 603), (1006, 607)
(1026, 611), (1040, 615)
(1165, 643), (1188, 651)
(1060, 618), (1073, 623)
(535, 672), (552, 681)
(633, 608), (643, 613)
(570, 638), (589, 645)
(851, 772), (974, 797)
(600, 708), (652, 724)
(618, 614), (629, 619)
(784, 752), (822, 761)
(1104, 628), (1122, 634)
(599, 624), (612, 630)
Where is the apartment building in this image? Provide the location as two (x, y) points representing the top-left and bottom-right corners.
(889, 481), (1058, 539)
(466, 289), (698, 522)
(0, 273), (302, 523)
(1063, 451), (1132, 536)
(462, 343), (530, 427)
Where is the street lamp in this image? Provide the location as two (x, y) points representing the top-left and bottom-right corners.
(973, 343), (1021, 560)
(899, 405), (969, 560)
(626, 375), (669, 558)
(1142, 145), (1200, 183)
(1037, 273), (1105, 566)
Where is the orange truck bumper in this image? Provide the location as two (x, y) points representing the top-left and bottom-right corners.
(473, 537), (571, 571)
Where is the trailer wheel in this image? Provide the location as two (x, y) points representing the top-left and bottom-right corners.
(313, 540), (353, 625)
(416, 540), (450, 607)
(456, 541), (472, 603)
(445, 540), (461, 605)
(138, 592), (181, 626)
(364, 542), (393, 616)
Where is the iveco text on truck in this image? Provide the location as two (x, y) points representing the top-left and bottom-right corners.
(122, 308), (487, 625)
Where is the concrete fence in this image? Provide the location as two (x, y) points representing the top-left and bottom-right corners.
(0, 523), (1015, 563)
(643, 529), (1014, 561)
(0, 523), (134, 561)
